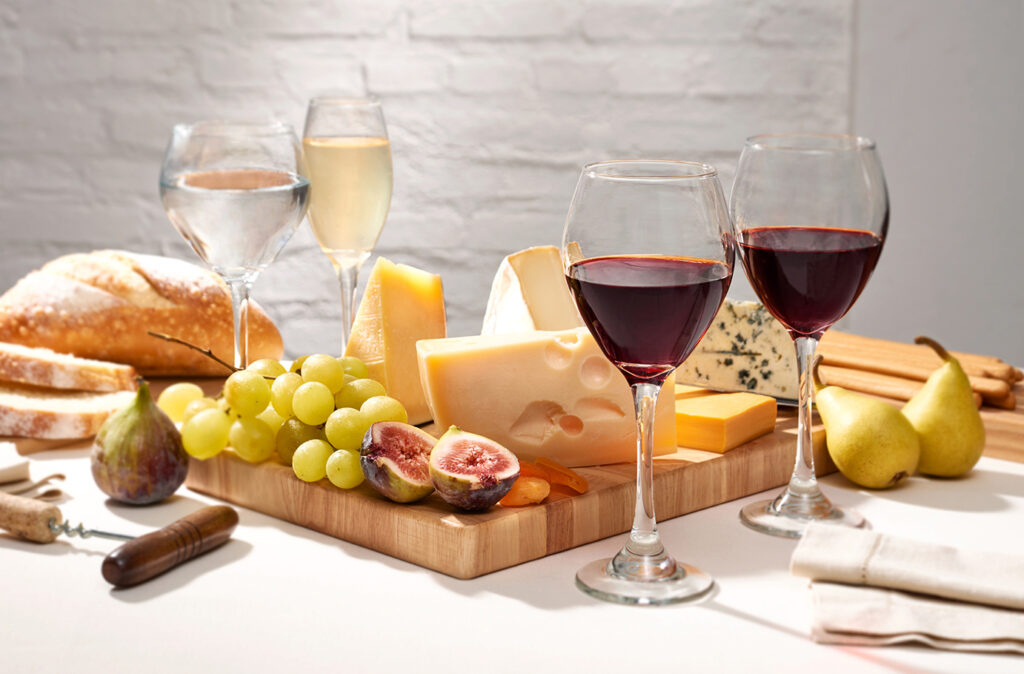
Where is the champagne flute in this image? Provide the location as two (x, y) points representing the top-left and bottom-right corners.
(563, 160), (734, 605)
(160, 120), (309, 368)
(731, 133), (888, 538)
(302, 97), (393, 351)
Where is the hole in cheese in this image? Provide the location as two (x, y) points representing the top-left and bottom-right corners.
(579, 356), (612, 390)
(509, 400), (565, 444)
(544, 341), (574, 369)
(558, 414), (584, 436)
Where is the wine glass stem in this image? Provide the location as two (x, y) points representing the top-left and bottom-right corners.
(227, 277), (254, 370)
(774, 335), (830, 515)
(337, 262), (360, 353)
(609, 381), (676, 580)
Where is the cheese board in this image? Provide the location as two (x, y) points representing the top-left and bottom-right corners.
(185, 409), (832, 579)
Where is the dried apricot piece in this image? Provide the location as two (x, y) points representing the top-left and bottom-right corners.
(517, 460), (550, 481)
(535, 457), (588, 494)
(499, 477), (551, 507)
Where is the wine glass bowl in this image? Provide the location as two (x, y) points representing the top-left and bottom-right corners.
(302, 96), (393, 351)
(563, 160), (734, 605)
(731, 133), (888, 537)
(160, 120), (309, 368)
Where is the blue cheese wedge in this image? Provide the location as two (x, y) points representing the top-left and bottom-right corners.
(676, 299), (798, 400)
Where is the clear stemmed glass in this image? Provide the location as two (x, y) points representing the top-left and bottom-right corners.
(160, 120), (309, 368)
(731, 133), (888, 538)
(562, 160), (734, 605)
(302, 97), (393, 351)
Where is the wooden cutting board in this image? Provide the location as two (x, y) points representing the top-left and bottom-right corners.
(185, 411), (832, 579)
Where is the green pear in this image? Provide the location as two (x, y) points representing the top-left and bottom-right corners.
(902, 336), (986, 477)
(813, 357), (919, 489)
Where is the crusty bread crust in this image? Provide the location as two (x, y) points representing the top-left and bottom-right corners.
(0, 251), (284, 376)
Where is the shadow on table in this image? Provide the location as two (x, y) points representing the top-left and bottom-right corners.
(851, 471), (1014, 513)
(103, 493), (213, 528)
(0, 532), (107, 558)
(108, 538), (253, 603)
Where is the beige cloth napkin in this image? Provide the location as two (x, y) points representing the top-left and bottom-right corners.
(791, 523), (1024, 654)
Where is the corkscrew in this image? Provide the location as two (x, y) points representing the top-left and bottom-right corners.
(0, 491), (238, 587)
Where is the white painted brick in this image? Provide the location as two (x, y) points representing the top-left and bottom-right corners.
(582, 0), (753, 43)
(535, 60), (612, 94)
(366, 55), (448, 94)
(231, 0), (401, 38)
(411, 1), (579, 40)
(198, 44), (281, 90)
(754, 0), (852, 45)
(19, 0), (231, 36)
(449, 59), (532, 95)
(273, 45), (364, 99)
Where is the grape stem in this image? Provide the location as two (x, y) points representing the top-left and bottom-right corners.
(147, 331), (238, 374)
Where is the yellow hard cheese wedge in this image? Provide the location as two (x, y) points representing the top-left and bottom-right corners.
(416, 328), (676, 467)
(675, 392), (776, 453)
(344, 257), (446, 425)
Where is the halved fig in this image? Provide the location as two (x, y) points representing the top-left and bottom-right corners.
(360, 422), (436, 503)
(429, 426), (520, 511)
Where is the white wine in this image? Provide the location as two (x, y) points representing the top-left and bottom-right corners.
(303, 136), (393, 262)
(160, 169), (309, 279)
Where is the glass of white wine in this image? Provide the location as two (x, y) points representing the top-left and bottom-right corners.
(160, 120), (309, 368)
(302, 97), (393, 351)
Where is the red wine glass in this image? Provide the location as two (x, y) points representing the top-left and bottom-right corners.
(731, 134), (888, 538)
(562, 160), (734, 604)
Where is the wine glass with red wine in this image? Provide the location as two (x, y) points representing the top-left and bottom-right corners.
(732, 134), (888, 538)
(562, 160), (734, 605)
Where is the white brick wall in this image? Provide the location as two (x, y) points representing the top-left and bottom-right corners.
(0, 0), (853, 357)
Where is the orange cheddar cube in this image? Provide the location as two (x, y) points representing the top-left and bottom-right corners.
(675, 392), (777, 453)
(674, 384), (718, 401)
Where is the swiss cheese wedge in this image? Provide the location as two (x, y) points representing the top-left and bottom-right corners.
(344, 257), (446, 425)
(417, 328), (675, 467)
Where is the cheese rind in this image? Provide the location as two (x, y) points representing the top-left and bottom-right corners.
(481, 246), (583, 335)
(417, 328), (675, 467)
(676, 299), (798, 399)
(344, 257), (446, 425)
(675, 392), (777, 453)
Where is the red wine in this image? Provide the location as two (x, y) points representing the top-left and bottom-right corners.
(738, 226), (883, 337)
(566, 255), (731, 384)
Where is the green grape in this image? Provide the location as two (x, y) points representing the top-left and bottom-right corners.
(292, 381), (335, 426)
(223, 370), (271, 417)
(228, 417), (276, 463)
(183, 397), (219, 423)
(326, 449), (364, 489)
(181, 408), (231, 460)
(275, 418), (325, 466)
(335, 378), (387, 410)
(301, 354), (346, 393)
(156, 383), (205, 423)
(289, 355), (309, 374)
(337, 356), (370, 379)
(325, 407), (371, 451)
(360, 396), (408, 425)
(271, 372), (303, 417)
(292, 439), (333, 482)
(247, 358), (287, 378)
(256, 405), (286, 433)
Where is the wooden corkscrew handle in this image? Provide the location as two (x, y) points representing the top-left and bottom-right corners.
(102, 505), (239, 588)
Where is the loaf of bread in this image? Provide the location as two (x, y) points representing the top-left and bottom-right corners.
(0, 250), (284, 376)
(0, 383), (136, 439)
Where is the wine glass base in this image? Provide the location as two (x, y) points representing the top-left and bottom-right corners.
(575, 558), (715, 606)
(739, 499), (866, 539)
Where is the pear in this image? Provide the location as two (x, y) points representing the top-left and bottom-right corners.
(813, 357), (919, 489)
(902, 336), (986, 477)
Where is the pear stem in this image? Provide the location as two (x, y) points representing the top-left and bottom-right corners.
(915, 335), (951, 362)
(811, 355), (825, 392)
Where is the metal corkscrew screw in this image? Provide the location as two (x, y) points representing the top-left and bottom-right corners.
(47, 518), (134, 542)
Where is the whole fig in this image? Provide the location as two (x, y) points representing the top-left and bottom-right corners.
(91, 380), (189, 505)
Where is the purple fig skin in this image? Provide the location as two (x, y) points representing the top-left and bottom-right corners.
(429, 427), (519, 512)
(360, 422), (435, 504)
(90, 380), (189, 505)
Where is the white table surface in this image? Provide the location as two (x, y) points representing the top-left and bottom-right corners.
(3, 447), (1023, 673)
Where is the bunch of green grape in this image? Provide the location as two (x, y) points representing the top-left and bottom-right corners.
(156, 355), (408, 491)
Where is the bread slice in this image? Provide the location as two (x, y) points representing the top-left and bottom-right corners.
(0, 383), (135, 439)
(0, 342), (138, 392)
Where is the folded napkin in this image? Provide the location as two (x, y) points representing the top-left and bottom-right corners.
(0, 441), (30, 485)
(791, 524), (1024, 654)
